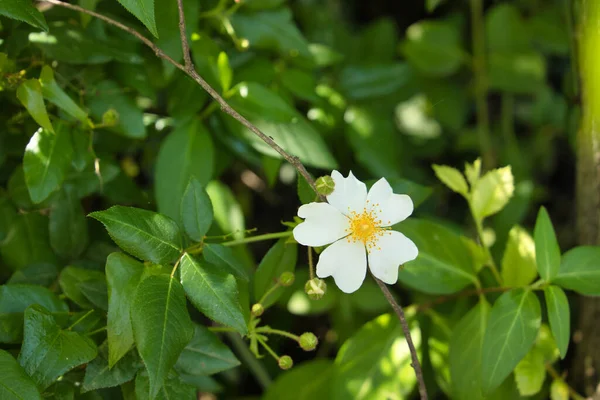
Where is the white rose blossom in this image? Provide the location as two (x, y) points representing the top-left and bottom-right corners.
(293, 171), (418, 293)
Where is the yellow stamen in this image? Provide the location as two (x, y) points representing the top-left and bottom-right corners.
(345, 206), (391, 251)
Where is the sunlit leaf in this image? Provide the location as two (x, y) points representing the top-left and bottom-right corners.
(501, 226), (537, 287)
(17, 80), (54, 133)
(0, 0), (48, 31)
(117, 0), (158, 37)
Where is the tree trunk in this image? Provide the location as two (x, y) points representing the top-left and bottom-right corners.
(574, 0), (600, 395)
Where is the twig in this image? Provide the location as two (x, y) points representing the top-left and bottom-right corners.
(373, 276), (428, 400)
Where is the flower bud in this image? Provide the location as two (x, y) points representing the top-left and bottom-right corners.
(251, 303), (264, 317)
(278, 355), (293, 370)
(316, 175), (335, 195)
(102, 108), (119, 126)
(299, 332), (318, 351)
(279, 272), (295, 287)
(304, 278), (327, 300)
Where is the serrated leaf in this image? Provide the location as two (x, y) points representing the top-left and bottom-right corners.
(135, 370), (196, 400)
(89, 206), (183, 264)
(18, 305), (97, 391)
(332, 313), (419, 399)
(180, 177), (213, 242)
(544, 286), (570, 359)
(449, 300), (489, 400)
(433, 164), (469, 196)
(553, 246), (600, 295)
(501, 226), (537, 287)
(534, 206), (561, 281)
(0, 284), (68, 344)
(180, 253), (247, 334)
(471, 166), (514, 220)
(0, 349), (41, 400)
(481, 289), (541, 393)
(106, 253), (145, 367)
(24, 126), (73, 203)
(254, 239), (297, 308)
(131, 275), (194, 398)
(0, 0), (48, 31)
(117, 0), (158, 37)
(155, 120), (214, 222)
(175, 324), (240, 376)
(58, 266), (107, 310)
(17, 80), (54, 133)
(39, 66), (88, 122)
(203, 243), (249, 281)
(49, 185), (88, 260)
(82, 342), (141, 393)
(396, 219), (479, 294)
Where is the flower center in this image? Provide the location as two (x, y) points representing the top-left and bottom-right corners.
(346, 206), (388, 250)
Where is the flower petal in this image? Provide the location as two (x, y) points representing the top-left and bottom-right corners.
(293, 203), (349, 247)
(326, 170), (367, 216)
(368, 231), (418, 284)
(366, 178), (414, 226)
(316, 238), (367, 293)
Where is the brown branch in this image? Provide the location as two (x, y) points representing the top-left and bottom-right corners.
(175, 0), (193, 70)
(374, 276), (428, 400)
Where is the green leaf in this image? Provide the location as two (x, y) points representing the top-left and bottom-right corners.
(82, 342), (141, 393)
(180, 253), (247, 334)
(89, 206), (183, 264)
(0, 192), (16, 242)
(0, 213), (57, 271)
(402, 20), (463, 77)
(481, 289), (541, 393)
(470, 166), (514, 220)
(432, 164), (469, 196)
(24, 126), (73, 203)
(0, 284), (68, 343)
(550, 379), (569, 400)
(544, 286), (570, 359)
(488, 52), (546, 94)
(18, 305), (97, 391)
(106, 253), (145, 367)
(39, 66), (88, 123)
(167, 73), (209, 119)
(135, 370), (196, 400)
(426, 0), (446, 13)
(87, 80), (146, 139)
(217, 52), (233, 92)
(49, 185), (89, 260)
(17, 80), (54, 133)
(131, 275), (194, 398)
(280, 68), (318, 102)
(116, 0), (158, 37)
(0, 0), (48, 31)
(332, 313), (419, 399)
(180, 177), (214, 242)
(205, 181), (246, 240)
(254, 239), (297, 308)
(514, 347), (545, 396)
(553, 246), (600, 295)
(485, 4), (530, 53)
(8, 263), (58, 286)
(58, 266), (107, 310)
(396, 219), (479, 294)
(225, 83), (336, 169)
(534, 207), (561, 281)
(501, 226), (537, 287)
(449, 300), (490, 400)
(338, 64), (414, 100)
(0, 349), (41, 400)
(230, 8), (312, 63)
(175, 324), (240, 376)
(203, 243), (249, 281)
(155, 120), (214, 222)
(264, 360), (333, 400)
(297, 173), (316, 204)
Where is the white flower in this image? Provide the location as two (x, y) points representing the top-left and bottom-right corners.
(293, 171), (418, 293)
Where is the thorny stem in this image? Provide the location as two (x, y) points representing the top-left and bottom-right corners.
(373, 276), (428, 400)
(40, 1), (427, 398)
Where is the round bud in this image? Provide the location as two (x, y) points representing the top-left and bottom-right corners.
(304, 278), (327, 300)
(278, 355), (293, 370)
(251, 303), (264, 317)
(279, 272), (295, 287)
(315, 176), (335, 196)
(102, 108), (119, 126)
(299, 332), (318, 351)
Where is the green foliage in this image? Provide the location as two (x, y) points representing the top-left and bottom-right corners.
(254, 238), (297, 308)
(0, 349), (41, 399)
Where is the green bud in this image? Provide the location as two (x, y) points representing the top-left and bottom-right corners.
(251, 303), (264, 317)
(299, 332), (318, 351)
(305, 278), (327, 300)
(315, 175), (335, 196)
(278, 355), (293, 370)
(279, 272), (295, 287)
(102, 108), (119, 126)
